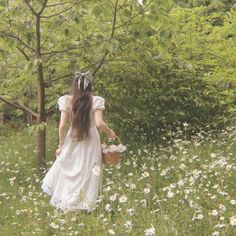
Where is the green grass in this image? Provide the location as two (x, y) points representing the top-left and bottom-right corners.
(0, 123), (236, 236)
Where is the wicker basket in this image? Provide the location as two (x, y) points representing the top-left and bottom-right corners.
(102, 151), (121, 165)
(102, 136), (122, 165)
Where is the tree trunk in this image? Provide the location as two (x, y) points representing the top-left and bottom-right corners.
(37, 63), (46, 170)
(36, 15), (46, 171)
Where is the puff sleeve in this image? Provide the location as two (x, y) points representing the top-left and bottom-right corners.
(92, 96), (105, 111)
(58, 95), (70, 112)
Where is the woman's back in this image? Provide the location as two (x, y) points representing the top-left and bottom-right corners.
(42, 71), (115, 213)
(58, 94), (105, 127)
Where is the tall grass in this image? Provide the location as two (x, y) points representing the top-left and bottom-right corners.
(0, 123), (236, 236)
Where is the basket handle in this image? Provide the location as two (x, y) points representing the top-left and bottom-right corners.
(114, 135), (121, 144)
(102, 135), (122, 144)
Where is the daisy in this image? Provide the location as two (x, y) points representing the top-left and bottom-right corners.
(144, 225), (155, 236)
(119, 195), (128, 203)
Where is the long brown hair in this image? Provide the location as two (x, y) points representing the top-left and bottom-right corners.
(70, 73), (93, 141)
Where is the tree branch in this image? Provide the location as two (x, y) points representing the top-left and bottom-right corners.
(38, 0), (48, 15)
(0, 96), (38, 117)
(43, 108), (55, 120)
(24, 0), (38, 16)
(93, 0), (119, 76)
(44, 73), (72, 85)
(41, 45), (86, 57)
(41, 4), (75, 18)
(25, 0), (48, 16)
(41, 20), (61, 49)
(118, 0), (128, 10)
(46, 1), (73, 7)
(115, 3), (151, 30)
(0, 31), (34, 52)
(17, 46), (30, 61)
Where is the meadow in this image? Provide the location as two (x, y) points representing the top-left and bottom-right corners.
(0, 123), (236, 236)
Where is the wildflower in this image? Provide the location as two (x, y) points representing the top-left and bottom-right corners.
(219, 204), (226, 211)
(214, 223), (226, 228)
(144, 225), (155, 236)
(130, 183), (136, 189)
(105, 204), (112, 212)
(124, 220), (132, 230)
(229, 215), (236, 226)
(140, 199), (147, 207)
(230, 199), (236, 205)
(192, 212), (204, 221)
(212, 231), (220, 236)
(108, 229), (115, 235)
(160, 169), (168, 176)
(210, 153), (217, 158)
(117, 144), (127, 152)
(219, 191), (228, 196)
(144, 188), (150, 194)
(92, 165), (101, 176)
(49, 222), (59, 229)
(110, 194), (117, 201)
(119, 195), (127, 203)
(8, 177), (16, 186)
(179, 164), (186, 170)
(167, 191), (174, 198)
(127, 208), (135, 216)
(211, 210), (219, 217)
(150, 166), (155, 171)
(15, 210), (21, 215)
(142, 171), (150, 178)
(177, 179), (185, 186)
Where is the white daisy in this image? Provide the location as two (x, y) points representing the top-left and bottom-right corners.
(92, 165), (101, 176)
(229, 215), (236, 226)
(119, 195), (127, 203)
(144, 225), (155, 236)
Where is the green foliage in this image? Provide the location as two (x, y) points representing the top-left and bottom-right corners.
(97, 59), (232, 143)
(0, 123), (236, 235)
(0, 0), (235, 143)
(27, 122), (47, 136)
(91, 3), (235, 143)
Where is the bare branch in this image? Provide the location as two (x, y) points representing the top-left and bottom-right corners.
(93, 0), (119, 76)
(0, 96), (38, 117)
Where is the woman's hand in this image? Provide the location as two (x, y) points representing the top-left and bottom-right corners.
(55, 146), (62, 157)
(107, 128), (116, 140)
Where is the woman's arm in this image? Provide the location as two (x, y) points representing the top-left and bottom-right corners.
(55, 111), (68, 156)
(94, 109), (116, 139)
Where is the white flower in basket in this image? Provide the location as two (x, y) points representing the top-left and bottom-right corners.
(102, 137), (127, 165)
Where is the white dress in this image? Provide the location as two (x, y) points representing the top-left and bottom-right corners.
(41, 95), (105, 212)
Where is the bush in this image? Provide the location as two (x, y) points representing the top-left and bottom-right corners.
(95, 60), (234, 143)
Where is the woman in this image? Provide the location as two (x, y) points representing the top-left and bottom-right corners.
(41, 71), (116, 212)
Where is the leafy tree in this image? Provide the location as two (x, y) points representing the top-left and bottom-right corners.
(0, 0), (171, 170)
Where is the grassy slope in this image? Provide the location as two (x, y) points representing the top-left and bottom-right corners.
(0, 123), (236, 236)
